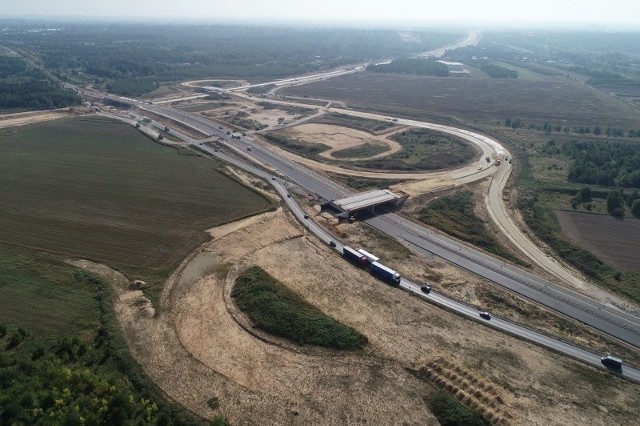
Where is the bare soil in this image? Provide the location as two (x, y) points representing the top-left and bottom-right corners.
(556, 210), (640, 272)
(276, 123), (403, 160)
(84, 207), (640, 425)
(0, 108), (87, 129)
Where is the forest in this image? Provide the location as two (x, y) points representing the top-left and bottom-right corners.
(564, 140), (640, 188)
(0, 22), (461, 98)
(366, 58), (449, 76)
(0, 56), (80, 111)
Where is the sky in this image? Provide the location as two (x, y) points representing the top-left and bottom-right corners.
(1, 0), (639, 28)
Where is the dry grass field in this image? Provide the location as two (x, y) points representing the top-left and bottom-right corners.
(282, 73), (640, 128)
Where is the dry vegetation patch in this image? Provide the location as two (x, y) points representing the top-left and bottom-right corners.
(96, 206), (640, 425)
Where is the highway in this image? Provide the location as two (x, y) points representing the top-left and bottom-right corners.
(95, 84), (640, 381)
(128, 98), (640, 348)
(188, 134), (640, 384)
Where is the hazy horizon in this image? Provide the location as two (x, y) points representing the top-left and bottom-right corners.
(2, 0), (639, 29)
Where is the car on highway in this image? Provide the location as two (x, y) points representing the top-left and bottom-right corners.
(286, 194), (291, 198)
(420, 285), (431, 294)
(304, 214), (309, 219)
(329, 241), (337, 248)
(479, 311), (492, 320)
(271, 176), (276, 180)
(601, 355), (623, 369)
(247, 146), (252, 151)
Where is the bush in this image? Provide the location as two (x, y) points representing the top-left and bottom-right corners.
(428, 391), (487, 426)
(232, 267), (367, 350)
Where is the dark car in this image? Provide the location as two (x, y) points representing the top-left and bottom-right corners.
(420, 285), (431, 294)
(329, 241), (337, 248)
(479, 311), (492, 320)
(303, 214), (309, 219)
(286, 194), (291, 198)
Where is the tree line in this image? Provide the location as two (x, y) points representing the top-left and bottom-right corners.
(565, 140), (640, 188)
(0, 23), (462, 95)
(366, 58), (449, 77)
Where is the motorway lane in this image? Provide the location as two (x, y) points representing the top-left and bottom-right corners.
(402, 280), (640, 382)
(369, 213), (640, 348)
(108, 96), (640, 346)
(97, 92), (640, 378)
(194, 140), (640, 383)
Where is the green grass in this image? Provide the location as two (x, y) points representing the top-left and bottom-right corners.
(331, 142), (390, 159)
(328, 174), (407, 191)
(263, 132), (331, 156)
(229, 116), (266, 130)
(351, 128), (477, 171)
(428, 391), (488, 426)
(246, 84), (275, 94)
(312, 112), (396, 133)
(417, 191), (528, 266)
(0, 245), (96, 338)
(232, 267), (367, 350)
(0, 268), (210, 425)
(0, 116), (273, 305)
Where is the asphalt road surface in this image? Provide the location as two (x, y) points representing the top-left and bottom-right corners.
(95, 90), (640, 381)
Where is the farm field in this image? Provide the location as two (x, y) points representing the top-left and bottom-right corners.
(556, 211), (640, 272)
(0, 116), (273, 301)
(282, 73), (640, 128)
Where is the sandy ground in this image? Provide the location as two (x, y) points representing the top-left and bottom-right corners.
(75, 208), (640, 425)
(196, 99), (318, 130)
(276, 123), (403, 160)
(0, 109), (85, 129)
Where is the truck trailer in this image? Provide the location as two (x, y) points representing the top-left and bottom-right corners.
(370, 261), (401, 286)
(357, 248), (379, 264)
(343, 246), (367, 267)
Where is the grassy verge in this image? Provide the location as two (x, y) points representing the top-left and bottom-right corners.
(0, 248), (216, 425)
(232, 266), (367, 350)
(353, 128), (477, 171)
(263, 133), (331, 156)
(331, 142), (389, 159)
(246, 84), (275, 94)
(312, 112), (396, 133)
(327, 173), (407, 191)
(428, 391), (488, 426)
(416, 191), (529, 266)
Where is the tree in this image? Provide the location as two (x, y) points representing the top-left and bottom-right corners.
(626, 190), (640, 207)
(607, 190), (625, 217)
(578, 187), (592, 203)
(631, 199), (640, 218)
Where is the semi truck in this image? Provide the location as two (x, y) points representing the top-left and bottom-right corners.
(370, 261), (401, 286)
(357, 248), (379, 264)
(343, 246), (367, 267)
